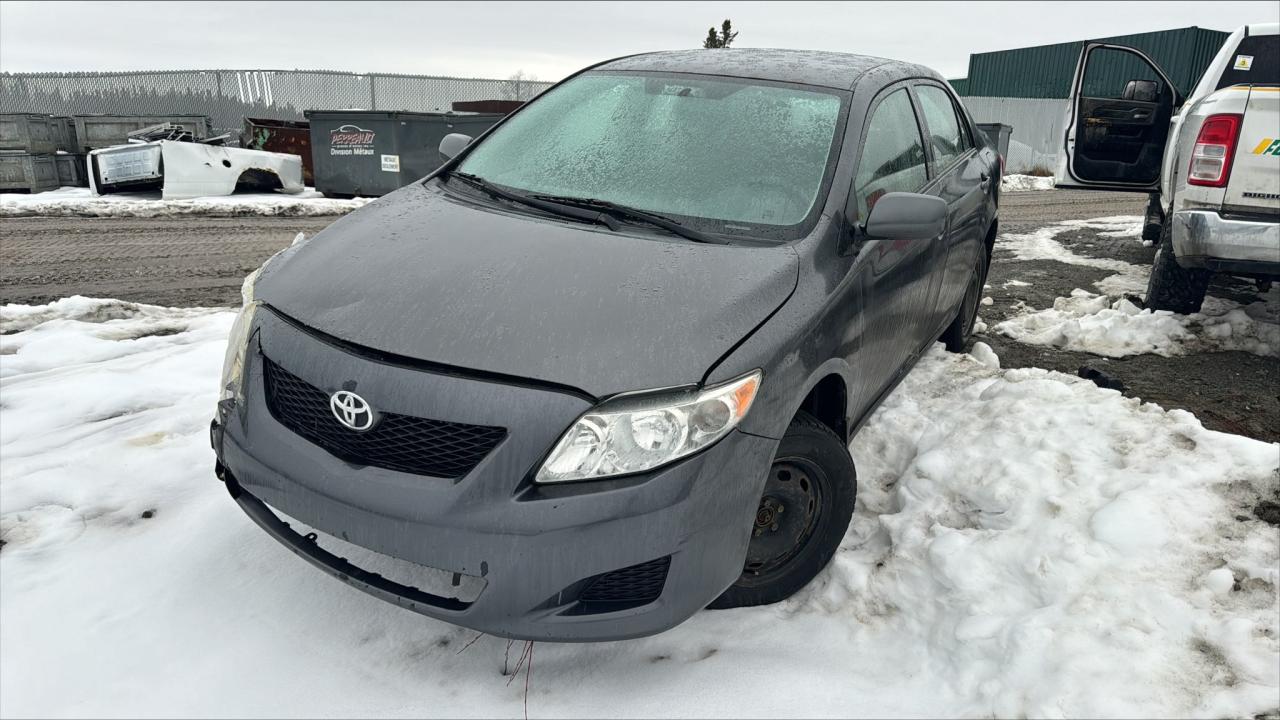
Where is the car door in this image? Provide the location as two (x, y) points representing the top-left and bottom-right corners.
(844, 84), (945, 419)
(1057, 43), (1179, 190)
(911, 82), (988, 332)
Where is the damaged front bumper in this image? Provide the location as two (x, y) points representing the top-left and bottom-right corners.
(88, 140), (305, 199)
(209, 307), (778, 641)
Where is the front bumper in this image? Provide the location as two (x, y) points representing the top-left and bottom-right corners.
(1172, 210), (1280, 275)
(213, 307), (778, 642)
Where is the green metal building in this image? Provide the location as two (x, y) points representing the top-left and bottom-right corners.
(950, 26), (1229, 99)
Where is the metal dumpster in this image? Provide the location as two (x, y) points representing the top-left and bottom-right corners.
(976, 123), (1013, 164)
(0, 114), (57, 154)
(451, 100), (524, 114)
(305, 110), (504, 197)
(71, 114), (211, 151)
(50, 117), (79, 153)
(55, 153), (89, 187)
(0, 152), (59, 193)
(244, 117), (314, 185)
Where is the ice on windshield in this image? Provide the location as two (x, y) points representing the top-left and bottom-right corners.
(458, 73), (842, 230)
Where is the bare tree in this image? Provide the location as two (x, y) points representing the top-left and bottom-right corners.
(702, 19), (738, 49)
(501, 70), (540, 101)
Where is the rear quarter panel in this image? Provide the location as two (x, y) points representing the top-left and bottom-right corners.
(1225, 87), (1280, 211)
(1169, 88), (1252, 213)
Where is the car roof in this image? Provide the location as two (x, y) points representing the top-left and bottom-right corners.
(594, 48), (932, 91)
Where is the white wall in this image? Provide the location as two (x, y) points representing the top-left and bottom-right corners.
(962, 97), (1069, 174)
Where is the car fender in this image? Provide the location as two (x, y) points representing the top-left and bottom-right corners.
(703, 219), (860, 441)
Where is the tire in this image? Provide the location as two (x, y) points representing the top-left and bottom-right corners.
(940, 243), (990, 352)
(708, 411), (856, 609)
(1146, 215), (1209, 314)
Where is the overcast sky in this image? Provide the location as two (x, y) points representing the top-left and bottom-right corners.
(1, 1), (1275, 80)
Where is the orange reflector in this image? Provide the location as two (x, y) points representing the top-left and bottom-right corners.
(731, 374), (760, 417)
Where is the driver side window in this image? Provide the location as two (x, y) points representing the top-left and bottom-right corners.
(916, 85), (971, 170)
(852, 88), (929, 223)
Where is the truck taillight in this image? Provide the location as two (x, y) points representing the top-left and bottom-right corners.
(1187, 113), (1242, 188)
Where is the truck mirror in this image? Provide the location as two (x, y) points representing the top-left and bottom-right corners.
(1122, 79), (1160, 103)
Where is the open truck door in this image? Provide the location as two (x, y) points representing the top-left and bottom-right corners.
(1057, 43), (1179, 191)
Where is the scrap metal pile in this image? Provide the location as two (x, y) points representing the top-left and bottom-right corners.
(90, 121), (304, 200)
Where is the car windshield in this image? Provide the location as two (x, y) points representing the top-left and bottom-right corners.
(456, 71), (846, 239)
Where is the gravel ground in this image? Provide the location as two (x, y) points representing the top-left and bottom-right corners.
(1, 189), (1276, 442)
(981, 191), (1278, 444)
(0, 216), (336, 308)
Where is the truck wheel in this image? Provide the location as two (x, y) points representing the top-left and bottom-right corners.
(1146, 216), (1209, 314)
(708, 411), (856, 609)
(941, 244), (990, 352)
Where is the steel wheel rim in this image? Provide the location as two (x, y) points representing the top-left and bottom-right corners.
(738, 457), (826, 585)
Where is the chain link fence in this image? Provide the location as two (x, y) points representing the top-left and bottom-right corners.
(1, 69), (554, 137)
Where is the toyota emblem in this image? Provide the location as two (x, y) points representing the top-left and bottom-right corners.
(330, 390), (375, 431)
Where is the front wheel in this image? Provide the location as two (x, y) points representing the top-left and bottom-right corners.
(708, 412), (856, 609)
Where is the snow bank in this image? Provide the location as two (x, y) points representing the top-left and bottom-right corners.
(995, 288), (1280, 358)
(2, 299), (1277, 718)
(0, 295), (224, 337)
(1001, 174), (1056, 192)
(0, 186), (371, 218)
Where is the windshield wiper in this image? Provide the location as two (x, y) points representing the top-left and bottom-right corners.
(445, 171), (621, 231)
(528, 194), (727, 245)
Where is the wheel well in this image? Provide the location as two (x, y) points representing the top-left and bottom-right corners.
(235, 168), (284, 193)
(799, 374), (847, 442)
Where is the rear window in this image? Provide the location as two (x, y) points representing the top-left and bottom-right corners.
(1216, 34), (1279, 89)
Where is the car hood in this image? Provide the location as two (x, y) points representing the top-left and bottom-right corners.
(256, 181), (799, 398)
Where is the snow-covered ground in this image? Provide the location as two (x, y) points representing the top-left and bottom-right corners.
(997, 289), (1280, 359)
(0, 186), (371, 218)
(2, 297), (1277, 718)
(1000, 215), (1150, 294)
(1001, 174), (1056, 192)
(992, 216), (1280, 358)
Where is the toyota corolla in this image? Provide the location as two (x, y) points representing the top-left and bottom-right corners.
(212, 48), (1000, 641)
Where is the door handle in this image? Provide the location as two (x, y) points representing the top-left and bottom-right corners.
(979, 172), (990, 187)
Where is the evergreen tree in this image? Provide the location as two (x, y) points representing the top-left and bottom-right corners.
(702, 19), (738, 49)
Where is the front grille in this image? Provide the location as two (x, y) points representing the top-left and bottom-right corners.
(262, 357), (506, 478)
(578, 556), (671, 605)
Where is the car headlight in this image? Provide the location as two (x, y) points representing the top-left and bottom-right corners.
(218, 236), (308, 406)
(536, 370), (761, 483)
(218, 268), (262, 404)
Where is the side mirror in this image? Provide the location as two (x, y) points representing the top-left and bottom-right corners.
(1122, 79), (1160, 103)
(438, 133), (473, 163)
(863, 192), (947, 241)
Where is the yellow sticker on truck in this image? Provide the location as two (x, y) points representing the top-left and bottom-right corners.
(1251, 138), (1280, 156)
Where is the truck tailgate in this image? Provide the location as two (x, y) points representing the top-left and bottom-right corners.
(1227, 86), (1280, 211)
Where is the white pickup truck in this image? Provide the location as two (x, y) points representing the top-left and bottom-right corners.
(1056, 22), (1279, 313)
